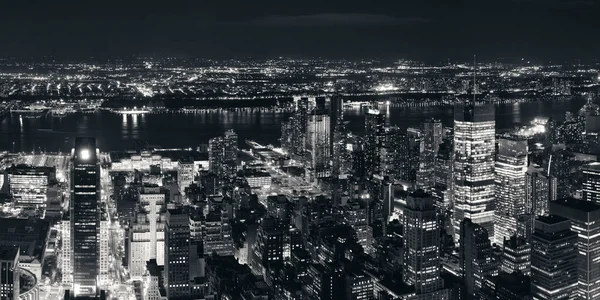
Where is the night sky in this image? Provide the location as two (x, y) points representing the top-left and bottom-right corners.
(1, 0), (599, 62)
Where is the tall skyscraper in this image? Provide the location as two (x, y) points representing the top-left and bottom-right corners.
(433, 140), (453, 212)
(403, 190), (444, 294)
(364, 108), (385, 178)
(452, 103), (496, 244)
(208, 130), (238, 179)
(416, 119), (443, 192)
(460, 218), (498, 299)
(494, 136), (528, 245)
(70, 137), (100, 296)
(306, 114), (331, 178)
(165, 208), (191, 299)
(531, 215), (578, 300)
(582, 162), (600, 205)
(526, 165), (557, 219)
(549, 198), (600, 300)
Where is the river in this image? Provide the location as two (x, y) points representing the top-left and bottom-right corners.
(0, 98), (586, 152)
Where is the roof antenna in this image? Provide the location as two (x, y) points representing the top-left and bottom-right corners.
(473, 54), (477, 106)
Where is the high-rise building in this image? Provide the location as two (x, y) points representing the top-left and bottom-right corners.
(61, 217), (72, 287)
(250, 216), (284, 275)
(452, 103), (496, 244)
(531, 215), (578, 300)
(343, 200), (371, 253)
(526, 166), (557, 219)
(582, 162), (600, 205)
(306, 114), (331, 178)
(501, 235), (530, 275)
(208, 130), (238, 179)
(481, 272), (532, 300)
(494, 137), (527, 245)
(203, 209), (234, 257)
(99, 209), (110, 286)
(416, 119), (443, 192)
(433, 140), (453, 212)
(403, 190), (444, 294)
(0, 247), (19, 300)
(460, 218), (498, 299)
(177, 159), (194, 194)
(549, 198), (600, 300)
(165, 208), (190, 300)
(364, 108), (385, 178)
(128, 185), (166, 278)
(70, 137), (100, 296)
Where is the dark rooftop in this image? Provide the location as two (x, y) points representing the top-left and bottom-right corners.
(552, 197), (600, 213)
(0, 246), (18, 261)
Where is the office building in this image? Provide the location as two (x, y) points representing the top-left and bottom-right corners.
(526, 166), (557, 218)
(364, 108), (385, 178)
(433, 140), (453, 212)
(403, 190), (444, 294)
(0, 247), (19, 300)
(250, 217), (284, 275)
(343, 200), (371, 253)
(306, 114), (331, 178)
(582, 162), (600, 205)
(6, 165), (55, 209)
(453, 103), (496, 244)
(460, 218), (498, 299)
(481, 272), (532, 300)
(494, 137), (527, 245)
(549, 198), (600, 300)
(531, 215), (578, 300)
(203, 209), (234, 257)
(177, 159), (194, 194)
(164, 208), (190, 299)
(416, 119), (443, 192)
(70, 137), (100, 297)
(501, 235), (530, 275)
(208, 130), (238, 179)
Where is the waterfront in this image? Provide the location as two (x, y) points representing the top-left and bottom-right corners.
(0, 97), (587, 152)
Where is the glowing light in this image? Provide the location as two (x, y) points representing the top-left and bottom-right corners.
(80, 149), (91, 160)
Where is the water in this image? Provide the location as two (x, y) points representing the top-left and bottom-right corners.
(0, 98), (586, 152)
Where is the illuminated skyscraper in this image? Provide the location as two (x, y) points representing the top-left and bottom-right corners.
(364, 108), (385, 178)
(452, 103), (496, 244)
(501, 235), (530, 275)
(403, 190), (444, 294)
(549, 198), (600, 300)
(531, 215), (578, 300)
(165, 208), (191, 299)
(460, 218), (498, 299)
(417, 119), (443, 192)
(208, 130), (238, 179)
(494, 137), (527, 245)
(70, 137), (100, 296)
(582, 162), (600, 205)
(306, 114), (331, 178)
(526, 166), (557, 219)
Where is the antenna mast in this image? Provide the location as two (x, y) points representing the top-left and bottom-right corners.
(473, 55), (477, 105)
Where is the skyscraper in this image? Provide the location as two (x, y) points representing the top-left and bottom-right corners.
(208, 130), (238, 179)
(549, 198), (600, 300)
(306, 114), (331, 178)
(452, 103), (496, 244)
(531, 215), (578, 300)
(71, 137), (100, 296)
(526, 165), (557, 218)
(0, 247), (19, 300)
(403, 190), (444, 294)
(364, 108), (385, 178)
(165, 208), (191, 299)
(494, 136), (527, 245)
(460, 218), (498, 299)
(582, 162), (600, 205)
(416, 119), (443, 192)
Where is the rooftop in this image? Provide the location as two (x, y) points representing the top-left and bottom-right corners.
(552, 197), (600, 213)
(0, 246), (18, 261)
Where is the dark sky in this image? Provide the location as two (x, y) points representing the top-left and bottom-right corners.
(1, 0), (599, 62)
